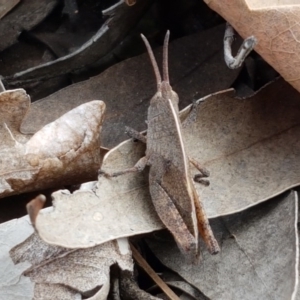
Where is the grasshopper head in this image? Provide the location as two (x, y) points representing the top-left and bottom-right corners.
(141, 31), (179, 106)
(161, 81), (179, 106)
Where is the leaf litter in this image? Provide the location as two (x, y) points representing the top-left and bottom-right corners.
(0, 213), (134, 300)
(146, 191), (299, 300)
(0, 88), (105, 199)
(0, 0), (58, 52)
(5, 0), (152, 86)
(0, 0), (20, 20)
(20, 23), (241, 148)
(35, 141), (164, 248)
(34, 78), (300, 248)
(0, 2), (300, 298)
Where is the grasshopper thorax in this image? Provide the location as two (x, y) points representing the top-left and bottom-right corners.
(141, 30), (179, 107)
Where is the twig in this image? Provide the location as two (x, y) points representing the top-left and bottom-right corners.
(224, 22), (257, 69)
(130, 243), (181, 300)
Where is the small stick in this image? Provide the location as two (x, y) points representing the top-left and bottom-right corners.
(224, 22), (257, 69)
(130, 243), (181, 300)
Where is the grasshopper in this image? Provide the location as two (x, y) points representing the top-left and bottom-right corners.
(101, 31), (219, 261)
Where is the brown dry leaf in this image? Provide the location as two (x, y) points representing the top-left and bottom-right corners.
(147, 191), (299, 300)
(34, 78), (300, 248)
(184, 78), (300, 217)
(0, 214), (133, 300)
(0, 0), (20, 19)
(0, 88), (105, 199)
(0, 40), (69, 101)
(35, 140), (163, 248)
(0, 0), (58, 51)
(20, 23), (241, 148)
(6, 0), (152, 85)
(204, 0), (300, 93)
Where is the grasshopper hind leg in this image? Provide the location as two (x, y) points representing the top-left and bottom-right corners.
(150, 180), (200, 264)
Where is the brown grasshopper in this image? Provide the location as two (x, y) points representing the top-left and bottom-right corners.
(100, 31), (219, 261)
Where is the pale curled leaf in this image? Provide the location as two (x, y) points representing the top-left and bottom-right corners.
(35, 78), (300, 248)
(0, 88), (105, 198)
(0, 213), (133, 299)
(0, 89), (30, 143)
(147, 191), (299, 300)
(204, 0), (300, 93)
(35, 140), (164, 248)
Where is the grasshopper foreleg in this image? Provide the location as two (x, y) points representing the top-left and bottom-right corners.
(125, 128), (211, 186)
(189, 157), (210, 186)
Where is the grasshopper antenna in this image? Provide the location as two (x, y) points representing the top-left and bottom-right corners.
(141, 34), (162, 91)
(163, 30), (170, 83)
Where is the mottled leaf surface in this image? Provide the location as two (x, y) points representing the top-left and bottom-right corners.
(0, 213), (133, 299)
(35, 78), (300, 248)
(184, 78), (300, 217)
(35, 141), (163, 248)
(0, 89), (105, 198)
(147, 191), (299, 300)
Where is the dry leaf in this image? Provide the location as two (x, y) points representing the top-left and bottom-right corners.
(183, 78), (300, 217)
(0, 0), (58, 51)
(0, 41), (69, 101)
(6, 0), (152, 85)
(34, 78), (300, 248)
(0, 216), (34, 300)
(12, 236), (132, 299)
(0, 213), (133, 299)
(0, 0), (20, 19)
(35, 140), (163, 248)
(147, 191), (299, 300)
(204, 0), (300, 93)
(0, 88), (105, 198)
(20, 23), (241, 148)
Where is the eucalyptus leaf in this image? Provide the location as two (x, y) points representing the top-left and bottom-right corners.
(147, 191), (299, 300)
